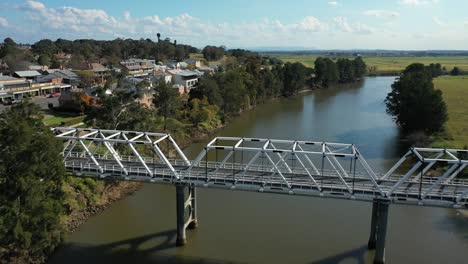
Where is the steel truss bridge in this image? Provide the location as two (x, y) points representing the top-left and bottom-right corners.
(53, 127), (468, 264)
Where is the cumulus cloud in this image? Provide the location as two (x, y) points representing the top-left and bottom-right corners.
(293, 16), (326, 31)
(0, 17), (9, 27)
(399, 0), (438, 7)
(328, 1), (340, 6)
(363, 10), (400, 19)
(6, 0), (396, 47)
(333, 17), (374, 34)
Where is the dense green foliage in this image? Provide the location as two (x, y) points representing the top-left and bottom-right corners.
(153, 80), (182, 130)
(202, 45), (226, 61)
(450, 67), (461, 76)
(427, 63), (444, 78)
(0, 37), (199, 71)
(385, 63), (448, 133)
(190, 58), (310, 116)
(314, 57), (367, 86)
(0, 101), (66, 263)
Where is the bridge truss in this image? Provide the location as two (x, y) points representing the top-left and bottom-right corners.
(53, 127), (468, 209)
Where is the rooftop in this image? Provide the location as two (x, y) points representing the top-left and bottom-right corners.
(14, 70), (42, 78)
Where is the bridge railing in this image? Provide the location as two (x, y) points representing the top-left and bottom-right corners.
(54, 127), (468, 207)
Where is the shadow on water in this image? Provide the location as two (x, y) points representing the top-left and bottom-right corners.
(435, 211), (468, 241)
(48, 230), (242, 264)
(309, 245), (371, 264)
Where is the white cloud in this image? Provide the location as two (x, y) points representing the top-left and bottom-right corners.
(432, 16), (445, 26)
(293, 16), (326, 31)
(328, 1), (340, 6)
(399, 0), (438, 7)
(12, 0), (466, 49)
(363, 10), (399, 19)
(334, 17), (374, 34)
(0, 17), (9, 27)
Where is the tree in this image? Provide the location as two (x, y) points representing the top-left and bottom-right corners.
(77, 70), (95, 88)
(385, 63), (448, 134)
(427, 63), (443, 78)
(153, 80), (180, 131)
(189, 78), (223, 106)
(38, 54), (51, 66)
(0, 101), (66, 263)
(450, 67), (461, 76)
(32, 39), (57, 56)
(157, 33), (161, 42)
(202, 46), (226, 61)
(282, 62), (307, 97)
(314, 57), (338, 87)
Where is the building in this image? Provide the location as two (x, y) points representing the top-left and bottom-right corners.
(13, 70), (42, 80)
(184, 59), (202, 68)
(153, 70), (172, 83)
(0, 74), (71, 102)
(120, 59), (156, 77)
(52, 70), (80, 87)
(167, 69), (199, 93)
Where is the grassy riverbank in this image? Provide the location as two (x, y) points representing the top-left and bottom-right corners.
(270, 54), (468, 75)
(432, 76), (468, 149)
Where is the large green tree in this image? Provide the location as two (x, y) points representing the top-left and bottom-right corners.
(153, 80), (181, 131)
(0, 101), (66, 263)
(385, 63), (448, 133)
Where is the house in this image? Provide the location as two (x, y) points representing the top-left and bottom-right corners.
(52, 70), (80, 87)
(166, 61), (181, 70)
(120, 59), (156, 76)
(184, 59), (202, 68)
(153, 70), (172, 83)
(167, 69), (199, 93)
(13, 70), (42, 80)
(89, 63), (109, 74)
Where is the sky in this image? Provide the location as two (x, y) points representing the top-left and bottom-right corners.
(0, 0), (467, 50)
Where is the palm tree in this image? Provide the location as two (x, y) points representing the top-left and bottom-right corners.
(157, 33), (161, 42)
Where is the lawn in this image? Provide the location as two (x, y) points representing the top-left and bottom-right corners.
(433, 76), (468, 148)
(43, 112), (86, 126)
(270, 54), (468, 75)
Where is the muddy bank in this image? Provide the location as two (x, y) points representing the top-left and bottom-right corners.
(65, 181), (142, 233)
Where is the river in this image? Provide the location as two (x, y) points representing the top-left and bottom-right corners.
(49, 77), (468, 264)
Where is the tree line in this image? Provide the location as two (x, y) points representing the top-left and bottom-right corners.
(314, 57), (367, 87)
(0, 37), (200, 72)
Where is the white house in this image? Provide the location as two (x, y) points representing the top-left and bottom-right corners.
(167, 69), (199, 93)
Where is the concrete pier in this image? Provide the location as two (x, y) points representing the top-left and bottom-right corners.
(368, 198), (390, 264)
(176, 183), (198, 246)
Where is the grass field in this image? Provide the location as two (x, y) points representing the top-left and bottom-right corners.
(43, 112), (85, 126)
(271, 54), (468, 75)
(433, 76), (468, 148)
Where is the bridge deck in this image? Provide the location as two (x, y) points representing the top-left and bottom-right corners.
(65, 154), (468, 209)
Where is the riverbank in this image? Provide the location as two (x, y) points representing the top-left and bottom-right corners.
(65, 181), (142, 233)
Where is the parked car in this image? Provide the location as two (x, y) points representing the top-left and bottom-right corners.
(48, 93), (61, 98)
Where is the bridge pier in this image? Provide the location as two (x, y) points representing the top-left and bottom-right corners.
(176, 183), (198, 246)
(368, 198), (390, 264)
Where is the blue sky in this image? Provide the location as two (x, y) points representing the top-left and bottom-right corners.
(0, 0), (467, 49)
